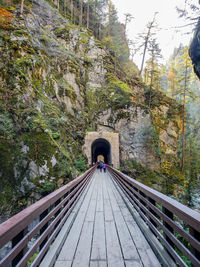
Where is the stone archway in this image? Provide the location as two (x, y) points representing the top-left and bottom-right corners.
(91, 138), (111, 164)
(83, 131), (119, 167)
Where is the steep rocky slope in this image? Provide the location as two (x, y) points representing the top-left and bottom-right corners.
(0, 0), (182, 217)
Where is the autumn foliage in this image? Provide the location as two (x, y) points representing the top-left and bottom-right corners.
(0, 7), (14, 27)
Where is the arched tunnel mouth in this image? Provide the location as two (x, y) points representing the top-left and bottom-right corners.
(91, 138), (111, 165)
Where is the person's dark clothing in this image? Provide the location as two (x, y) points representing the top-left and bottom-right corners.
(103, 163), (106, 173)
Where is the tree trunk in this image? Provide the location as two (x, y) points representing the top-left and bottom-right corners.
(140, 13), (157, 75)
(64, 0), (66, 17)
(20, 0), (24, 15)
(140, 38), (148, 75)
(149, 54), (155, 108)
(79, 0), (83, 26)
(181, 61), (188, 173)
(87, 1), (90, 29)
(71, 0), (73, 22)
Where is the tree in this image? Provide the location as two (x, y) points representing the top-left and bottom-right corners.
(71, 0), (73, 21)
(167, 66), (177, 99)
(79, 0), (83, 26)
(145, 38), (162, 107)
(20, 0), (24, 15)
(176, 46), (193, 172)
(139, 12), (158, 75)
(103, 1), (129, 66)
(124, 13), (134, 35)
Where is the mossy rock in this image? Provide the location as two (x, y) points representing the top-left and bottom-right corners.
(21, 132), (56, 166)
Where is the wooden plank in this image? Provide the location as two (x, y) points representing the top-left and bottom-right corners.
(85, 183), (97, 222)
(90, 260), (107, 267)
(125, 260), (143, 267)
(112, 210), (141, 261)
(71, 176), (98, 266)
(54, 260), (72, 267)
(56, 178), (95, 261)
(105, 176), (120, 212)
(112, 179), (162, 267)
(72, 221), (94, 266)
(105, 220), (125, 267)
(106, 177), (142, 262)
(40, 178), (93, 267)
(96, 176), (103, 212)
(91, 211), (106, 261)
(102, 174), (125, 266)
(103, 177), (113, 222)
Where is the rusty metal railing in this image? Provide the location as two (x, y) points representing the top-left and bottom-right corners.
(0, 166), (95, 267)
(108, 166), (200, 267)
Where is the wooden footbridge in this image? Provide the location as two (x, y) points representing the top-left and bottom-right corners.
(0, 166), (200, 267)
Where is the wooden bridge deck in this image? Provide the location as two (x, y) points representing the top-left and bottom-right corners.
(44, 171), (162, 267)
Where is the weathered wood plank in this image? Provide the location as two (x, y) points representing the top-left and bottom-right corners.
(106, 177), (142, 262)
(71, 177), (98, 266)
(124, 260), (143, 267)
(91, 211), (106, 261)
(111, 178), (162, 267)
(103, 175), (124, 267)
(54, 260), (72, 267)
(96, 176), (103, 212)
(85, 184), (97, 222)
(56, 177), (95, 261)
(90, 260), (107, 267)
(103, 176), (114, 222)
(105, 220), (125, 267)
(40, 178), (93, 267)
(72, 221), (94, 267)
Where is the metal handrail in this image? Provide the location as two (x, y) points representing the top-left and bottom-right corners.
(108, 166), (200, 267)
(0, 166), (96, 267)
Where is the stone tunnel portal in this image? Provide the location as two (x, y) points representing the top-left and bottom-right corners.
(92, 138), (111, 164)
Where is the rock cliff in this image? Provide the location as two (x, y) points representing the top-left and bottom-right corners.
(0, 0), (182, 216)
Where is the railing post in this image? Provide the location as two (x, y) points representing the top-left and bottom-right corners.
(189, 227), (200, 265)
(12, 227), (28, 267)
(162, 207), (174, 248)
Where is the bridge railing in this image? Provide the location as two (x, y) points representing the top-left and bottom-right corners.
(108, 166), (200, 267)
(0, 166), (95, 267)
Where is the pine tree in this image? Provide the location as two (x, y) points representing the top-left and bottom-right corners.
(139, 12), (158, 75)
(176, 46), (193, 172)
(167, 65), (177, 99)
(145, 38), (162, 107)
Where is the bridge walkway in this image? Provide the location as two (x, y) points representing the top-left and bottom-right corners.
(51, 171), (161, 267)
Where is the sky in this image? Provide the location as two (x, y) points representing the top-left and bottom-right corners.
(112, 0), (198, 68)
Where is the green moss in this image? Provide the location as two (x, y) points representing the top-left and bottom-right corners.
(145, 89), (182, 113)
(115, 111), (130, 122)
(106, 73), (133, 94)
(21, 132), (56, 166)
(58, 78), (77, 100)
(121, 159), (160, 187)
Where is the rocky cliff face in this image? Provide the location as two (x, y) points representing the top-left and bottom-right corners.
(0, 0), (182, 216)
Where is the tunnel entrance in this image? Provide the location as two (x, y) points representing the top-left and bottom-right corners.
(91, 138), (111, 165)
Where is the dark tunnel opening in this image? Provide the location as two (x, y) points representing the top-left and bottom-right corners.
(91, 138), (111, 165)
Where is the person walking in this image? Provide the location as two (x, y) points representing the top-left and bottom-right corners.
(99, 161), (103, 172)
(103, 163), (106, 173)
